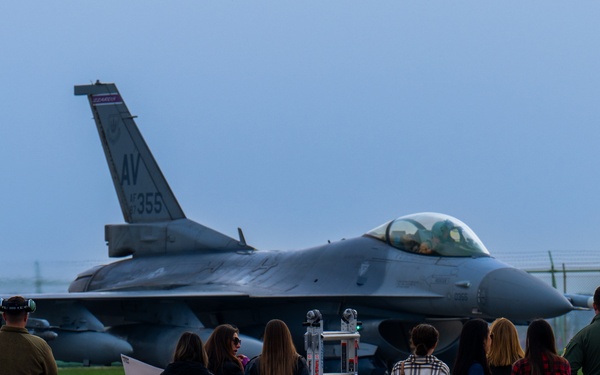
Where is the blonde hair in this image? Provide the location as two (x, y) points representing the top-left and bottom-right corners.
(487, 318), (524, 367)
(259, 319), (300, 375)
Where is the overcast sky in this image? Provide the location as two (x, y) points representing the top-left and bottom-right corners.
(2, 2), (600, 284)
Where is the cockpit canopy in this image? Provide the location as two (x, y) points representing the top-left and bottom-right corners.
(366, 212), (490, 257)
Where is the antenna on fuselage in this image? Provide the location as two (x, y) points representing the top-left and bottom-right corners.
(238, 227), (250, 248)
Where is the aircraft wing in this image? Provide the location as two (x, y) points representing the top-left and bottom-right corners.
(28, 287), (441, 301)
(27, 288), (442, 312)
(28, 290), (249, 301)
(24, 291), (247, 330)
(22, 287), (443, 340)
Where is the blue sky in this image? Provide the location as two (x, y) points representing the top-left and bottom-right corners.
(2, 2), (600, 283)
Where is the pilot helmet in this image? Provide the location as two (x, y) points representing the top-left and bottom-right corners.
(432, 220), (453, 238)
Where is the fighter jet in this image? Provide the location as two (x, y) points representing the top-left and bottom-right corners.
(21, 82), (574, 373)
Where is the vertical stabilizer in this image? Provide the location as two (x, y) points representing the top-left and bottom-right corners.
(75, 82), (184, 223)
(75, 82), (249, 256)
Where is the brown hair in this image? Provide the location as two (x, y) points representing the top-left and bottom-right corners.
(410, 324), (439, 356)
(259, 319), (300, 375)
(205, 324), (243, 373)
(453, 319), (492, 375)
(524, 319), (562, 375)
(172, 332), (208, 365)
(487, 318), (524, 366)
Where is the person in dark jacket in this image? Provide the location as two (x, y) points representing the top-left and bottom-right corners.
(244, 319), (308, 375)
(453, 319), (492, 375)
(0, 296), (58, 375)
(512, 319), (570, 375)
(161, 332), (213, 375)
(563, 286), (600, 375)
(206, 324), (247, 375)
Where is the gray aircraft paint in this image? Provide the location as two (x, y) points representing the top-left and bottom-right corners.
(16, 82), (574, 373)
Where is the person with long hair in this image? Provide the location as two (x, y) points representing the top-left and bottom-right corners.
(487, 318), (524, 375)
(206, 324), (247, 375)
(244, 319), (309, 375)
(391, 323), (450, 375)
(511, 319), (570, 375)
(161, 332), (212, 375)
(453, 319), (492, 375)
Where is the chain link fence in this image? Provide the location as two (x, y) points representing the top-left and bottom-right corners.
(495, 249), (600, 350)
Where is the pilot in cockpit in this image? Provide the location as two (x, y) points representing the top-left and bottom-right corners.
(419, 220), (454, 255)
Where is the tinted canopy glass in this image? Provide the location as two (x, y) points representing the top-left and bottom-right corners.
(366, 212), (490, 257)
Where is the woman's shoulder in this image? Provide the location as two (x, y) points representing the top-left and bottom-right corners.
(555, 356), (571, 372)
(243, 356), (260, 375)
(513, 358), (527, 365)
(295, 355), (309, 375)
(297, 354), (308, 365)
(198, 363), (214, 375)
(246, 355), (260, 365)
(431, 356), (450, 373)
(490, 364), (512, 375)
(220, 359), (244, 375)
(162, 361), (212, 375)
(510, 358), (530, 375)
(468, 362), (485, 375)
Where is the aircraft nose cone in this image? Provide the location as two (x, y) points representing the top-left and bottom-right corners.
(478, 267), (572, 321)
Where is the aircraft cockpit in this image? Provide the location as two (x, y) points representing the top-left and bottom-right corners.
(366, 212), (490, 257)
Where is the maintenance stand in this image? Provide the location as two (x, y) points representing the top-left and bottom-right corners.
(304, 308), (360, 375)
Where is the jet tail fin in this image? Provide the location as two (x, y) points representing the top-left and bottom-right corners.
(75, 82), (183, 223)
(75, 82), (250, 256)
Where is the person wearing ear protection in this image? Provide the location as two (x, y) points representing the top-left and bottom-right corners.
(0, 295), (58, 375)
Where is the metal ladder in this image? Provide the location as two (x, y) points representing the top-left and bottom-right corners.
(304, 308), (360, 375)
